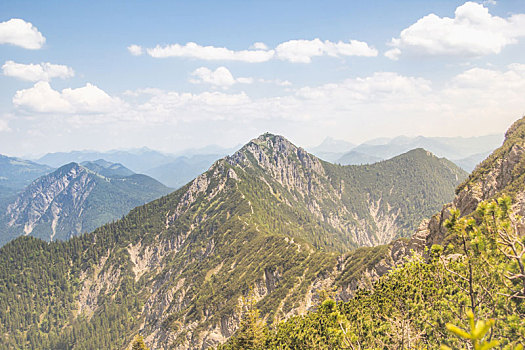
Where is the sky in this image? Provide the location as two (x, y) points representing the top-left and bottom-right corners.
(0, 0), (524, 157)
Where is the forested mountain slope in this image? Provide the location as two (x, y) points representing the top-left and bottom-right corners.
(221, 118), (525, 349)
(0, 133), (465, 349)
(0, 162), (171, 245)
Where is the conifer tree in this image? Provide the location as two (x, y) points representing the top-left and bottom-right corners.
(131, 335), (149, 350)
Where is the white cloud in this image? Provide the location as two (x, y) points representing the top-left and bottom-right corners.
(127, 44), (143, 56)
(276, 38), (378, 63)
(13, 65), (525, 148)
(236, 77), (254, 84)
(387, 2), (525, 59)
(147, 42), (275, 62)
(296, 72), (432, 103)
(251, 42), (268, 50)
(189, 66), (253, 87)
(2, 60), (74, 82)
(384, 48), (401, 60)
(141, 38), (377, 63)
(258, 78), (292, 86)
(13, 81), (123, 113)
(0, 18), (45, 49)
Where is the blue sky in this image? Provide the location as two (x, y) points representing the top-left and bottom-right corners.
(0, 0), (524, 156)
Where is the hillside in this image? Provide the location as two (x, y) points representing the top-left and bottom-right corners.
(0, 133), (466, 349)
(221, 118), (525, 349)
(0, 162), (171, 245)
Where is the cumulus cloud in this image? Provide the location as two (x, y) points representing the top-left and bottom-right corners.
(2, 61), (74, 82)
(295, 72), (432, 101)
(13, 81), (123, 113)
(386, 2), (525, 59)
(141, 38), (377, 63)
(275, 38), (378, 63)
(13, 64), (525, 147)
(189, 66), (253, 87)
(127, 44), (143, 56)
(0, 18), (45, 49)
(147, 42), (275, 62)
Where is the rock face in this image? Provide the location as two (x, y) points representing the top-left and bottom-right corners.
(0, 162), (171, 245)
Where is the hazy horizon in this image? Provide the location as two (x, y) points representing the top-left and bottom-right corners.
(0, 131), (502, 160)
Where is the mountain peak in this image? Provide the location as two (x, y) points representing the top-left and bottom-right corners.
(227, 133), (314, 171)
(252, 132), (294, 147)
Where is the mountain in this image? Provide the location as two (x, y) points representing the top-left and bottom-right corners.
(37, 148), (228, 190)
(218, 119), (525, 349)
(0, 154), (53, 201)
(450, 151), (492, 172)
(80, 159), (135, 177)
(37, 148), (176, 174)
(308, 137), (355, 162)
(0, 133), (466, 349)
(337, 134), (503, 169)
(0, 161), (171, 245)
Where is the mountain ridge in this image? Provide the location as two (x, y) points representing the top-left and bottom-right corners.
(0, 132), (468, 349)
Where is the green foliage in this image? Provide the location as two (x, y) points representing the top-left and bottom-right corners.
(219, 291), (267, 350)
(441, 310), (501, 350)
(131, 335), (150, 350)
(220, 196), (525, 349)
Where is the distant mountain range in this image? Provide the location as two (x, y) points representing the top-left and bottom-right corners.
(307, 137), (355, 162)
(0, 161), (171, 245)
(308, 134), (504, 171)
(35, 146), (238, 189)
(0, 155), (53, 203)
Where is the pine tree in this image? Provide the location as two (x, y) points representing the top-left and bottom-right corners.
(131, 335), (149, 350)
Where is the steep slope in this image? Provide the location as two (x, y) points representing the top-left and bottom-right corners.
(0, 154), (53, 201)
(333, 115), (525, 303)
(219, 120), (525, 349)
(0, 162), (171, 245)
(0, 133), (465, 349)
